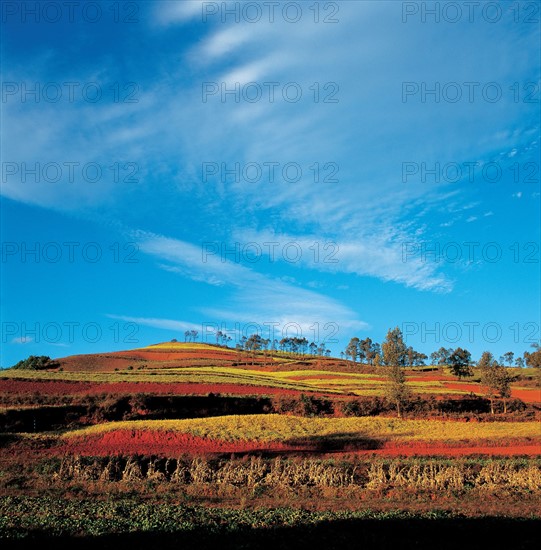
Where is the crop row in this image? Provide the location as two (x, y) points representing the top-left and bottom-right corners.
(51, 455), (541, 492)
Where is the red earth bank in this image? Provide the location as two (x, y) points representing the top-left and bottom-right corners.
(0, 379), (313, 397)
(59, 430), (541, 458)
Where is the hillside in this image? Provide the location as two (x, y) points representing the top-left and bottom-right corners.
(2, 340), (540, 543)
(4, 342), (540, 404)
(57, 342), (245, 372)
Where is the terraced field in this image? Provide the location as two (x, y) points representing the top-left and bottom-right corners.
(3, 363), (539, 402)
(1, 342), (540, 548)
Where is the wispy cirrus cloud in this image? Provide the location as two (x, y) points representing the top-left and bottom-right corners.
(153, 0), (207, 25)
(11, 336), (34, 344)
(132, 230), (369, 334)
(232, 227), (453, 293)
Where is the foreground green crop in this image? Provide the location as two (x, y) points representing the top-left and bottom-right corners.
(0, 497), (538, 549)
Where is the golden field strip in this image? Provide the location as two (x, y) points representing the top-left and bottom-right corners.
(62, 414), (541, 444)
(142, 343), (238, 351)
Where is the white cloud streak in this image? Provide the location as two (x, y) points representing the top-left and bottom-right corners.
(3, 1), (538, 297)
(132, 230), (369, 334)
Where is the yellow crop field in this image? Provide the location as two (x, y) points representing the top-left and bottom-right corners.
(63, 414), (541, 444)
(139, 342), (237, 353)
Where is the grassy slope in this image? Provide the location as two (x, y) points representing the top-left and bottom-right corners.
(63, 414), (541, 444)
(1, 343), (539, 404)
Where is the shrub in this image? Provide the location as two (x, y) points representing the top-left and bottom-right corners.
(95, 395), (133, 421)
(340, 397), (388, 416)
(299, 394), (333, 417)
(271, 395), (301, 415)
(271, 395), (333, 416)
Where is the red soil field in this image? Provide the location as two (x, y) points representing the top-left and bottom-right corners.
(408, 375), (456, 382)
(512, 389), (541, 403)
(59, 430), (541, 458)
(288, 375), (346, 381)
(113, 350), (238, 362)
(3, 378), (537, 403)
(443, 382), (541, 403)
(374, 445), (540, 457)
(0, 379), (308, 397)
(59, 355), (138, 372)
(0, 379), (97, 394)
(60, 431), (295, 456)
(57, 348), (245, 372)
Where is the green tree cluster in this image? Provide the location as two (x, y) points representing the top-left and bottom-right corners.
(11, 355), (59, 370)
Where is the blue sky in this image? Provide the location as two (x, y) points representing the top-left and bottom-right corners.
(1, 0), (540, 367)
